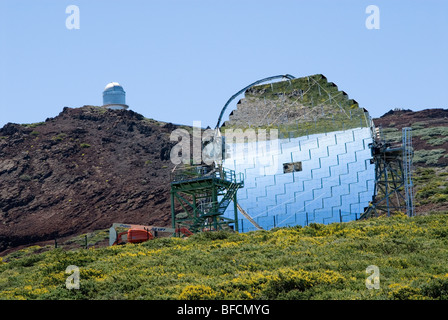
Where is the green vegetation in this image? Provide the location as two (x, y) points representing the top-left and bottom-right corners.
(21, 122), (45, 129)
(380, 125), (447, 165)
(224, 111), (369, 140)
(380, 127), (401, 143)
(1, 212), (448, 300)
(143, 117), (171, 128)
(414, 149), (445, 165)
(414, 167), (448, 206)
(80, 143), (91, 148)
(90, 105), (108, 114)
(425, 136), (448, 147)
(417, 127), (448, 143)
(224, 74), (369, 137)
(51, 133), (67, 142)
(382, 126), (448, 148)
(19, 174), (32, 182)
(248, 74), (358, 112)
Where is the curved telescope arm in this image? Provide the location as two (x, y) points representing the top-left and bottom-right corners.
(215, 74), (295, 129)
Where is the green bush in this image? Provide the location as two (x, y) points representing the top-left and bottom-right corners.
(19, 174), (32, 181)
(51, 133), (67, 141)
(22, 122), (45, 128)
(387, 283), (423, 300)
(427, 137), (448, 146)
(433, 194), (448, 203)
(421, 275), (448, 299)
(189, 230), (232, 241)
(413, 149), (445, 165)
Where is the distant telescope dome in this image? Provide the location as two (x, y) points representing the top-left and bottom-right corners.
(102, 82), (129, 110)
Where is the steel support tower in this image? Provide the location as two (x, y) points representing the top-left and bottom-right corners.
(361, 127), (414, 218)
(170, 165), (244, 234)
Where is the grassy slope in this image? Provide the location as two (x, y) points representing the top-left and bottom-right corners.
(381, 122), (448, 166)
(381, 121), (448, 211)
(1, 212), (448, 300)
(414, 167), (448, 209)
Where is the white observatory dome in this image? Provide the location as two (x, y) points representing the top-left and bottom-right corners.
(104, 82), (121, 90)
(102, 82), (129, 110)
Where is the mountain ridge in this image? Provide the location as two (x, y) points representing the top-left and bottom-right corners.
(0, 106), (179, 253)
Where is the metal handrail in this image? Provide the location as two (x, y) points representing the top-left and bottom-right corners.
(170, 165), (243, 185)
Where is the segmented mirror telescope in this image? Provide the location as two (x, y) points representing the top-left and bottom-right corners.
(221, 74), (375, 231)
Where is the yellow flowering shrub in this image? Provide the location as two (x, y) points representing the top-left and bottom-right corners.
(263, 267), (346, 298)
(387, 283), (425, 300)
(1, 212), (448, 300)
(420, 273), (448, 299)
(178, 284), (218, 300)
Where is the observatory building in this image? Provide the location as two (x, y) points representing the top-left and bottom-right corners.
(102, 82), (129, 110)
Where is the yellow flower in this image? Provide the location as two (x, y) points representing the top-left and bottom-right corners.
(178, 285), (218, 300)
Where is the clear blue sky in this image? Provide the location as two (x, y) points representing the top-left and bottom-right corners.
(0, 0), (447, 128)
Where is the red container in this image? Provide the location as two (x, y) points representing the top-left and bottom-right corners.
(127, 228), (153, 243)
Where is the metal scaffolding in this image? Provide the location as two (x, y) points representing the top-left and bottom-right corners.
(360, 127), (414, 219)
(170, 165), (244, 234)
(402, 127), (415, 217)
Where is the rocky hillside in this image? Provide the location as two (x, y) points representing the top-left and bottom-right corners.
(373, 108), (448, 167)
(373, 108), (448, 214)
(0, 106), (182, 254)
